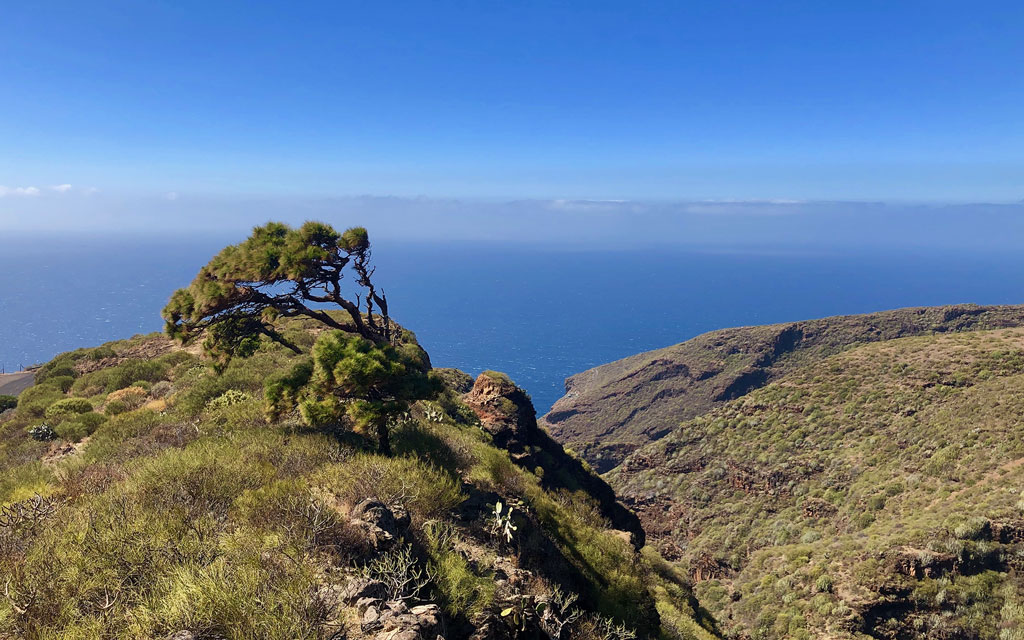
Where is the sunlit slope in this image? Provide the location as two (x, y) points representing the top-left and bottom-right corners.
(0, 319), (717, 640)
(542, 305), (1024, 473)
(610, 326), (1024, 639)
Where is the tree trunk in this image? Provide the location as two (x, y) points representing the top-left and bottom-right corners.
(376, 419), (391, 455)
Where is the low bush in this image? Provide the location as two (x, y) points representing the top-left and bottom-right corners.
(104, 399), (128, 416)
(126, 438), (277, 522)
(423, 520), (496, 618)
(150, 380), (173, 399)
(0, 395), (16, 412)
(47, 375), (75, 393)
(315, 454), (464, 523)
(54, 412), (107, 442)
(16, 384), (65, 418)
(27, 423), (57, 441)
(207, 389), (253, 411)
(72, 357), (174, 396)
(34, 362), (77, 384)
(44, 397), (94, 419)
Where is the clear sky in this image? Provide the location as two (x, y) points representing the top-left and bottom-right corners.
(1, 1), (1022, 206)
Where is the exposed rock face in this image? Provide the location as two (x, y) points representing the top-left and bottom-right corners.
(542, 304), (1024, 472)
(461, 371), (647, 548)
(339, 579), (445, 640)
(338, 577), (387, 603)
(462, 371), (538, 454)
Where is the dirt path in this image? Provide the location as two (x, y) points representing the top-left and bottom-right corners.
(0, 372), (35, 396)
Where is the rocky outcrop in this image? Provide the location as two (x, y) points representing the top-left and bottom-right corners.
(360, 600), (443, 640)
(462, 371), (538, 454)
(461, 371), (647, 548)
(433, 368), (475, 394)
(337, 577), (445, 640)
(542, 304), (1024, 472)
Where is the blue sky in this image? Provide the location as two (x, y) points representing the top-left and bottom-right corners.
(1, 1), (1022, 206)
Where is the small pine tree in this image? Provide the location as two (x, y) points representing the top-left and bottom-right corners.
(266, 331), (437, 453)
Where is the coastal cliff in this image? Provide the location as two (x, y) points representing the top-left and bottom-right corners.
(544, 304), (1024, 639)
(542, 304), (1024, 472)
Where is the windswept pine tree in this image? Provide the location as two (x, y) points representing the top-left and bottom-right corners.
(163, 221), (437, 453)
(162, 221), (392, 367)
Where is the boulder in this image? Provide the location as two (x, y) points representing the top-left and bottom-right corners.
(339, 577), (386, 603)
(462, 372), (537, 453)
(350, 500), (408, 551)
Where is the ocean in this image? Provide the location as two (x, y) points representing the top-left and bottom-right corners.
(1, 233), (1022, 413)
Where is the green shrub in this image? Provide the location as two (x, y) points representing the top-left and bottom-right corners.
(175, 365), (262, 418)
(952, 516), (992, 541)
(28, 423), (57, 441)
(44, 397), (94, 419)
(130, 546), (332, 639)
(54, 412), (107, 442)
(72, 358), (172, 396)
(17, 384), (65, 418)
(423, 520), (496, 617)
(814, 574), (833, 593)
(104, 400), (128, 416)
(126, 438), (277, 521)
(89, 345), (117, 360)
(54, 419), (90, 442)
(207, 389), (253, 411)
(0, 395), (16, 412)
(47, 375), (75, 393)
(35, 364), (76, 384)
(867, 495), (887, 511)
(0, 461), (53, 503)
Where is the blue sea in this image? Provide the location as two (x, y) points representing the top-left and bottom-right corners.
(1, 234), (1022, 413)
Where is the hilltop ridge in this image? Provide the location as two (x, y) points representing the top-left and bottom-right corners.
(0, 316), (717, 640)
(539, 303), (1024, 639)
(542, 304), (1024, 472)
(607, 324), (1024, 639)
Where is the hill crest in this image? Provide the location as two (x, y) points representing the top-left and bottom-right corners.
(542, 304), (1024, 472)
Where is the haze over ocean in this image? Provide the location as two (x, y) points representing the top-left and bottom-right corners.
(2, 234), (1021, 413)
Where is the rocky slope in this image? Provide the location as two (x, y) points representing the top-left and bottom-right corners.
(543, 305), (1024, 639)
(0, 319), (718, 640)
(542, 304), (1024, 472)
(610, 325), (1024, 639)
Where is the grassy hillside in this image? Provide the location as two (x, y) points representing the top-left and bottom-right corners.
(542, 305), (1024, 473)
(0, 316), (717, 640)
(608, 326), (1024, 639)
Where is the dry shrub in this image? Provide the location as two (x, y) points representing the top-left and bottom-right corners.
(58, 462), (129, 499)
(106, 386), (148, 411)
(143, 399), (168, 412)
